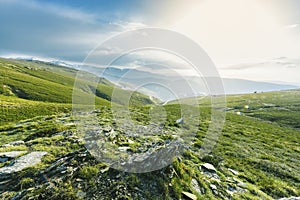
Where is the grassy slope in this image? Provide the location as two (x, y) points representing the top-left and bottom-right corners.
(0, 58), (153, 105)
(0, 58), (154, 124)
(156, 90), (300, 198)
(0, 58), (299, 199)
(226, 89), (300, 129)
(0, 90), (299, 199)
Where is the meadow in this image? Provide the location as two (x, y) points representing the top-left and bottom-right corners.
(0, 58), (299, 199)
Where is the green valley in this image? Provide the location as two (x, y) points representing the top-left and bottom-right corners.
(0, 59), (299, 200)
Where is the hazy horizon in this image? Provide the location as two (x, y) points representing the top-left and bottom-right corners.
(1, 0), (300, 85)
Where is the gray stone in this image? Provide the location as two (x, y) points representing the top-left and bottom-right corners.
(191, 178), (201, 194)
(201, 163), (217, 173)
(0, 151), (47, 175)
(0, 151), (27, 163)
(118, 146), (131, 152)
(8, 141), (25, 146)
(182, 191), (197, 200)
(210, 184), (217, 190)
(0, 158), (8, 163)
(176, 117), (184, 124)
(228, 168), (239, 175)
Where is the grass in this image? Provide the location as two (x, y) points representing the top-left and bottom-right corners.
(0, 58), (154, 106)
(0, 58), (299, 199)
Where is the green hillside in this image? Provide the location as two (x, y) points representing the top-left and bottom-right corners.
(0, 58), (153, 104)
(0, 58), (154, 125)
(0, 59), (299, 199)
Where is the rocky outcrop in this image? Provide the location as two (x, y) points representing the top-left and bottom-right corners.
(0, 151), (27, 163)
(0, 152), (47, 175)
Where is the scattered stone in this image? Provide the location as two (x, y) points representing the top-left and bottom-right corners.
(1, 144), (12, 148)
(0, 151), (27, 163)
(128, 139), (134, 144)
(76, 191), (86, 198)
(182, 191), (197, 200)
(118, 146), (131, 152)
(176, 117), (184, 124)
(210, 184), (217, 190)
(100, 166), (110, 173)
(200, 163), (220, 180)
(237, 181), (247, 188)
(64, 122), (75, 126)
(228, 168), (239, 175)
(263, 103), (276, 108)
(1, 141), (25, 148)
(191, 178), (201, 194)
(236, 111), (242, 115)
(201, 163), (217, 173)
(226, 185), (247, 195)
(8, 141), (25, 146)
(0, 151), (47, 175)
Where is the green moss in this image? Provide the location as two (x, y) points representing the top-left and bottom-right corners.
(78, 165), (99, 179)
(20, 177), (35, 190)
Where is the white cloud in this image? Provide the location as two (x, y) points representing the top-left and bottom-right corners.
(171, 0), (300, 67)
(219, 57), (300, 84)
(110, 21), (147, 31)
(0, 0), (131, 61)
(286, 24), (298, 29)
(2, 0), (97, 23)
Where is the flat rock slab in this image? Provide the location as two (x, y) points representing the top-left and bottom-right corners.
(2, 141), (25, 147)
(0, 151), (47, 175)
(201, 163), (216, 172)
(0, 151), (27, 162)
(182, 191), (197, 200)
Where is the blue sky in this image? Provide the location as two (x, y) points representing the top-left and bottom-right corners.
(0, 0), (197, 60)
(0, 0), (300, 84)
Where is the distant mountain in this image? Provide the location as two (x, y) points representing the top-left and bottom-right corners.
(11, 57), (300, 101)
(221, 57), (300, 87)
(221, 78), (297, 94)
(59, 64), (298, 101)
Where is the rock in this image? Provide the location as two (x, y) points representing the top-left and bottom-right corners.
(0, 151), (27, 163)
(201, 163), (216, 173)
(236, 111), (242, 115)
(226, 185), (247, 195)
(1, 144), (12, 148)
(0, 151), (47, 175)
(100, 166), (109, 173)
(76, 191), (86, 198)
(228, 168), (239, 175)
(118, 146), (131, 152)
(128, 139), (134, 144)
(191, 178), (201, 194)
(64, 122), (75, 126)
(200, 163), (220, 180)
(1, 141), (25, 148)
(176, 118), (184, 124)
(210, 184), (217, 190)
(182, 191), (197, 200)
(9, 141), (25, 146)
(278, 197), (300, 200)
(0, 158), (8, 163)
(237, 181), (247, 188)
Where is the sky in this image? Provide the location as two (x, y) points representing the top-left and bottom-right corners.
(0, 0), (300, 84)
